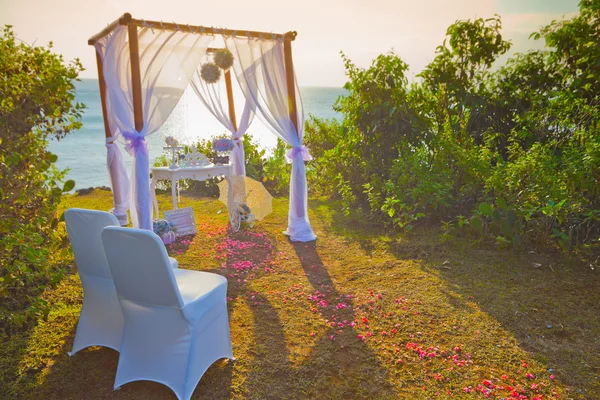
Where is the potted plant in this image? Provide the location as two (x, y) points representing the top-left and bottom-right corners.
(212, 137), (234, 165)
(153, 219), (177, 244)
(164, 136), (183, 169)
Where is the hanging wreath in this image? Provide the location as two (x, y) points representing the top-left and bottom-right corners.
(200, 63), (221, 84)
(214, 48), (234, 70)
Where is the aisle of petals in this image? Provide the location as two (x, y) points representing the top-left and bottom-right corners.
(165, 218), (564, 399)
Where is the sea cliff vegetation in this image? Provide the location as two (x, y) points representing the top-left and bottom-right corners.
(0, 25), (84, 334)
(1, 1), (600, 398)
(304, 0), (600, 260)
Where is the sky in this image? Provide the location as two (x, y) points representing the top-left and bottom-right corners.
(0, 0), (580, 87)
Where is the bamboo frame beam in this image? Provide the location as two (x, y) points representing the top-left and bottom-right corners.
(128, 24), (144, 132)
(127, 18), (296, 42)
(88, 12), (297, 45)
(224, 70), (238, 132)
(88, 13), (132, 45)
(89, 12), (301, 137)
(95, 51), (111, 139)
(283, 40), (299, 135)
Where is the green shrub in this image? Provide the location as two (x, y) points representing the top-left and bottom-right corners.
(304, 116), (345, 196)
(306, 51), (425, 220)
(0, 26), (84, 335)
(242, 133), (267, 182)
(304, 3), (600, 256)
(262, 139), (290, 196)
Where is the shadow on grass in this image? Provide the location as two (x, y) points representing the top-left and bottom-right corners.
(288, 240), (397, 398)
(199, 226), (396, 398)
(309, 198), (390, 255)
(11, 283), (235, 400)
(313, 197), (600, 396)
(24, 340), (235, 399)
(418, 244), (600, 395)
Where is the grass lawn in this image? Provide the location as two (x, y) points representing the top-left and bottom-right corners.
(1, 189), (599, 399)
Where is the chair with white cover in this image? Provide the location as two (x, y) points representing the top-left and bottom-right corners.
(64, 208), (179, 356)
(101, 226), (233, 400)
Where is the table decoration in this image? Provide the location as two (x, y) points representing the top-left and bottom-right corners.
(164, 136), (184, 169)
(153, 219), (177, 244)
(212, 137), (233, 164)
(200, 62), (221, 84)
(214, 48), (234, 70)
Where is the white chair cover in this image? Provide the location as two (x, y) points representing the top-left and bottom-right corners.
(65, 208), (179, 355)
(101, 226), (233, 400)
(64, 208), (124, 354)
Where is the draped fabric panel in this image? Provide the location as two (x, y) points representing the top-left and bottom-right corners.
(102, 25), (214, 229)
(224, 36), (316, 242)
(189, 65), (254, 176)
(94, 35), (130, 220)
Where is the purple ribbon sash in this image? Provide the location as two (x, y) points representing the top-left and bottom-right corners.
(286, 145), (312, 163)
(122, 130), (148, 157)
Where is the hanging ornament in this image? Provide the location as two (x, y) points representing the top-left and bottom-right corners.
(200, 63), (221, 84)
(214, 48), (234, 70)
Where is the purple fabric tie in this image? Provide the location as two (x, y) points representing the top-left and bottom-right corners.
(286, 145), (312, 163)
(122, 130), (148, 157)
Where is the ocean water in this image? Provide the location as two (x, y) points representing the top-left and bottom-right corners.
(48, 79), (346, 190)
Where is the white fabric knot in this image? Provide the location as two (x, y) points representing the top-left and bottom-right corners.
(106, 136), (117, 148)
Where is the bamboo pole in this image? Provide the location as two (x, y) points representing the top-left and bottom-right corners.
(283, 38), (305, 220)
(95, 51), (111, 139)
(88, 12), (297, 45)
(207, 47), (227, 53)
(283, 40), (299, 134)
(128, 24), (144, 132)
(224, 70), (238, 132)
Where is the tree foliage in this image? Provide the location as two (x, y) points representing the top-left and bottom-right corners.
(305, 1), (600, 257)
(0, 25), (84, 334)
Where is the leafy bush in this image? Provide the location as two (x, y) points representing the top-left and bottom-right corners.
(307, 52), (426, 219)
(304, 3), (600, 257)
(0, 26), (84, 334)
(304, 116), (345, 196)
(261, 139), (290, 196)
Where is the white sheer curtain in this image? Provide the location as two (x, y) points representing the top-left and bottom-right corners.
(189, 62), (254, 176)
(94, 34), (130, 221)
(225, 36), (316, 242)
(102, 25), (214, 229)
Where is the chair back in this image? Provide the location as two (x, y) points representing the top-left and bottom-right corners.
(101, 226), (183, 308)
(64, 208), (119, 280)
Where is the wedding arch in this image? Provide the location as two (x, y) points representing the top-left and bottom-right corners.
(88, 13), (316, 242)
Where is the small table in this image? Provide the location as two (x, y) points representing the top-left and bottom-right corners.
(150, 164), (234, 221)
